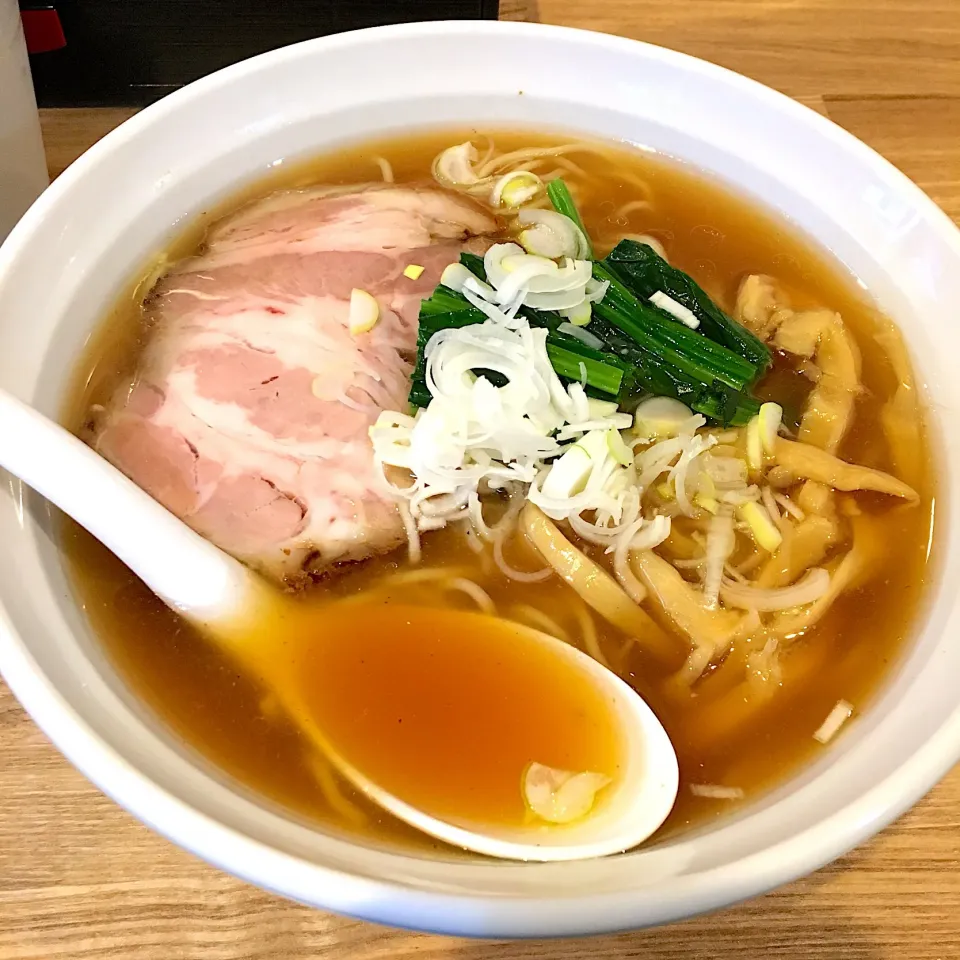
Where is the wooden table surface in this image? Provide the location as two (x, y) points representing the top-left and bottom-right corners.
(3, 2), (960, 957)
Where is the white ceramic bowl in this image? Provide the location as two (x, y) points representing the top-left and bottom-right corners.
(0, 20), (959, 938)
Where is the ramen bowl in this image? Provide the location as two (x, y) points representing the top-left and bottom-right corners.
(0, 20), (958, 938)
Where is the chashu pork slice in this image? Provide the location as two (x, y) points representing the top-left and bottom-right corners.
(90, 183), (497, 584)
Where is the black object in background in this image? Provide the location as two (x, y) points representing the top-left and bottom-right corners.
(21, 0), (499, 107)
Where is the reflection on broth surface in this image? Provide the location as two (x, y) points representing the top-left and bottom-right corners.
(63, 129), (935, 853)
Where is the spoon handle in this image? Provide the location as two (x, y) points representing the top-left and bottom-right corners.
(0, 387), (255, 627)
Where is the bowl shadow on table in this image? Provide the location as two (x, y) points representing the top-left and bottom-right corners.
(345, 860), (885, 960)
(459, 898), (876, 958)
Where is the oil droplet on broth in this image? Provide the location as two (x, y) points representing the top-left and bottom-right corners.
(288, 603), (623, 828)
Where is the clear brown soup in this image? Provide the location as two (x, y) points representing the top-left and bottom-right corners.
(62, 129), (936, 852)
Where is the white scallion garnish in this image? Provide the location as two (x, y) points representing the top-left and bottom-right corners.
(348, 288), (380, 335)
(632, 396), (695, 443)
(440, 261), (488, 296)
(649, 290), (700, 329)
(523, 762), (612, 824)
(746, 414), (765, 471)
(516, 208), (591, 260)
(370, 317), (633, 531)
(491, 170), (542, 208)
(703, 509), (736, 608)
(557, 321), (603, 350)
(690, 784), (745, 800)
(737, 501), (783, 552)
(758, 402), (783, 454)
(606, 428), (634, 468)
(540, 444), (593, 500)
(559, 300), (593, 327)
(814, 699), (854, 744)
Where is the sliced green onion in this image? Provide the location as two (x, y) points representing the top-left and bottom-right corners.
(758, 402), (783, 454)
(541, 444), (593, 499)
(738, 501), (783, 552)
(492, 170), (542, 208)
(633, 396), (695, 442)
(560, 300), (592, 326)
(746, 416), (764, 470)
(649, 290), (700, 329)
(557, 321), (603, 350)
(546, 178), (593, 259)
(607, 428), (634, 467)
(518, 208), (590, 260)
(348, 288), (379, 335)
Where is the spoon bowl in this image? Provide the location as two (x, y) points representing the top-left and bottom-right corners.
(320, 613), (680, 862)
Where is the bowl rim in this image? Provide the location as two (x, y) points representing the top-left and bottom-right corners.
(2, 17), (960, 938)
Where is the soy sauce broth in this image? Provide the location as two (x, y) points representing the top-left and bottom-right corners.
(61, 128), (937, 852)
(302, 603), (622, 826)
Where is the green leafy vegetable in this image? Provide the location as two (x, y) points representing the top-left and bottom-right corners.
(408, 261), (625, 407)
(605, 239), (771, 371)
(592, 262), (758, 392)
(456, 251), (487, 283)
(583, 304), (759, 425)
(409, 239), (767, 426)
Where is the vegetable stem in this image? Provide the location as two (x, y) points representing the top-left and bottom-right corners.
(546, 179), (593, 259)
(545, 341), (625, 397)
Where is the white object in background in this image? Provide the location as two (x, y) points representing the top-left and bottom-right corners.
(0, 0), (47, 240)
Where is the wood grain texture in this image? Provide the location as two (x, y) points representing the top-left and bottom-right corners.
(534, 0), (960, 99)
(39, 109), (140, 178)
(4, 2), (960, 956)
